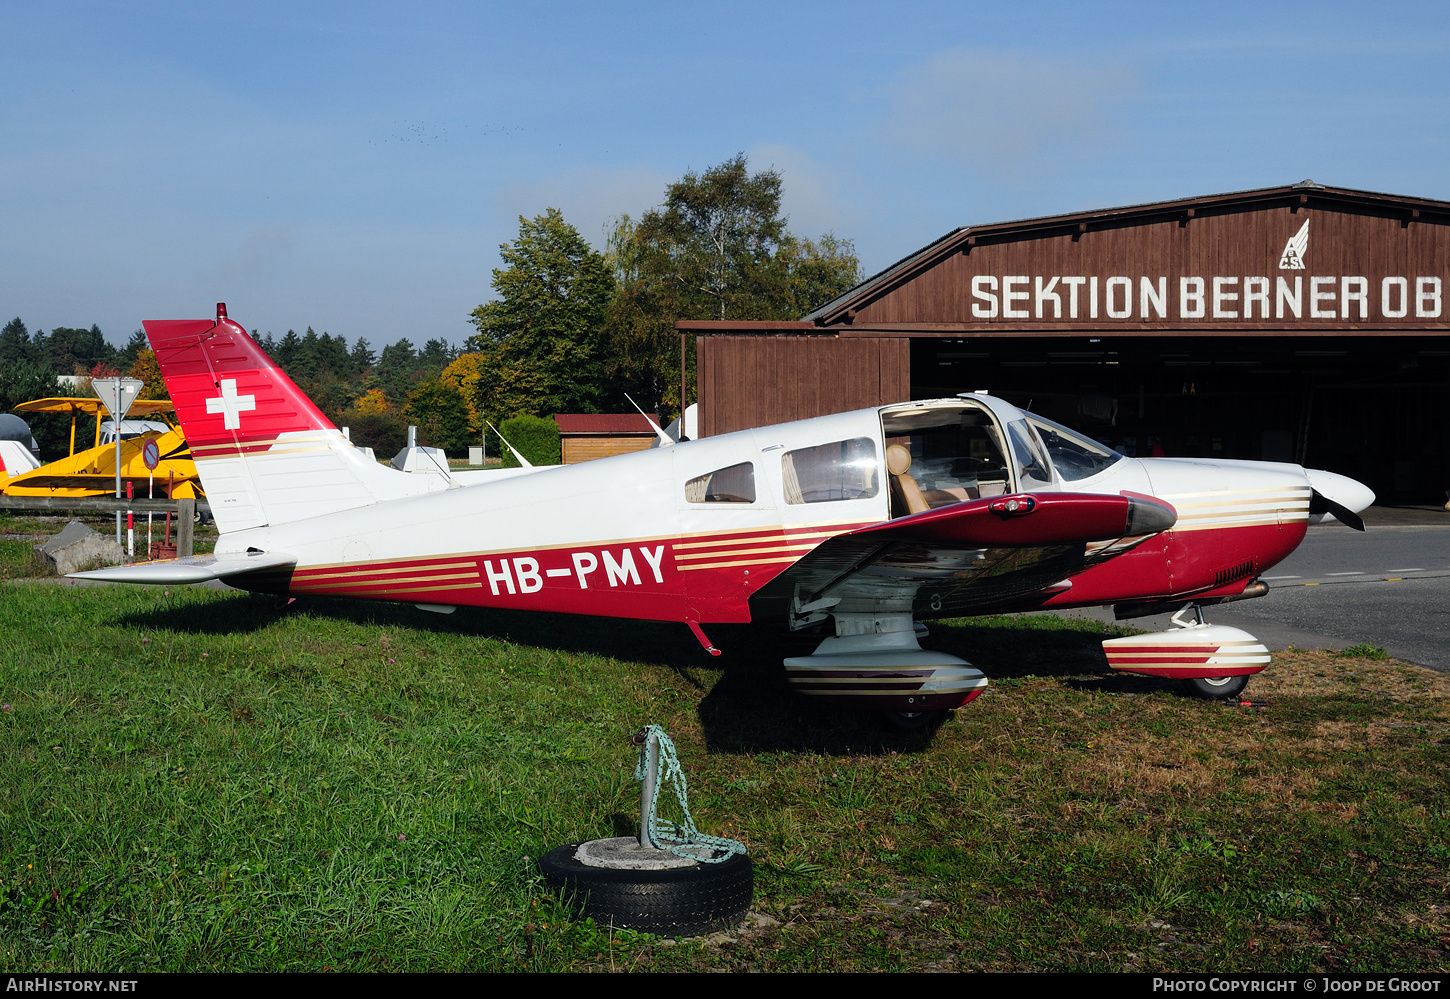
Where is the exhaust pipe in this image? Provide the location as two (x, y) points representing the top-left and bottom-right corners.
(1113, 578), (1270, 620)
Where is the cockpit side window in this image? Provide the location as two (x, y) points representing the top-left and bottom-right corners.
(685, 462), (756, 503)
(781, 438), (879, 504)
(1024, 414), (1124, 481)
(879, 404), (1013, 516)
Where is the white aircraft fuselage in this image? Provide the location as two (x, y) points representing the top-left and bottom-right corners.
(76, 307), (1375, 715)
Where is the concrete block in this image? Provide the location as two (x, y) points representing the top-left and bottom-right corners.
(38, 520), (126, 575)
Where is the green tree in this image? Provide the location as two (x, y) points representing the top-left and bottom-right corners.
(417, 338), (455, 375)
(467, 208), (615, 424)
(118, 329), (149, 370)
(283, 327), (323, 381)
(0, 360), (65, 457)
(274, 330), (302, 371)
(634, 152), (788, 322)
(403, 378), (471, 454)
(603, 154), (861, 417)
(339, 408), (407, 460)
(496, 414), (561, 467)
(376, 338), (418, 404)
(349, 337), (376, 375)
(0, 318), (34, 366)
(36, 324), (117, 375)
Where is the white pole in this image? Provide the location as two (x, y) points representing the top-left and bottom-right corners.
(114, 376), (122, 547)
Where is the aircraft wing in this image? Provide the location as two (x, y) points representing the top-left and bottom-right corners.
(763, 491), (1176, 621)
(69, 550), (297, 585)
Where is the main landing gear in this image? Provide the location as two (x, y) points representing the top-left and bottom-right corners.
(783, 611), (987, 724)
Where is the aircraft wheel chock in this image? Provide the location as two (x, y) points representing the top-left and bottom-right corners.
(1180, 675), (1250, 700)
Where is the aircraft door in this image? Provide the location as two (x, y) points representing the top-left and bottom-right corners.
(880, 402), (1016, 518)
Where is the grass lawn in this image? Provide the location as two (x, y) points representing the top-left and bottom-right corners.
(0, 516), (218, 581)
(0, 581), (1446, 972)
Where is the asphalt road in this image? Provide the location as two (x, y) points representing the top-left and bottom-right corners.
(1055, 512), (1450, 671)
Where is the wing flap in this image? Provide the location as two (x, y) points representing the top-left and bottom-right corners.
(69, 550), (297, 585)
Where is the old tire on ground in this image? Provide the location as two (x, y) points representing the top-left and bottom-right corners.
(539, 843), (752, 938)
(1180, 674), (1250, 700)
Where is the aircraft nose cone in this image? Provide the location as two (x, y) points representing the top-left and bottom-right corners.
(1305, 469), (1375, 514)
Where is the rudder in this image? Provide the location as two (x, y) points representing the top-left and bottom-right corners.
(146, 304), (443, 534)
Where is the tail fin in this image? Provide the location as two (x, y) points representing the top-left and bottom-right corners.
(146, 303), (448, 534)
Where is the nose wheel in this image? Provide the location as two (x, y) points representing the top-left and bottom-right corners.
(1180, 673), (1249, 700)
(1172, 604), (1253, 700)
(1102, 603), (1267, 699)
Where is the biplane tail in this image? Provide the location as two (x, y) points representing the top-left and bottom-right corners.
(145, 304), (451, 535)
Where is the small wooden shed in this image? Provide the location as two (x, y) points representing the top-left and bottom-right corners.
(553, 414), (660, 464)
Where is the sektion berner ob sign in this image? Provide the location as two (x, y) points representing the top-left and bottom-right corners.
(967, 220), (1443, 322)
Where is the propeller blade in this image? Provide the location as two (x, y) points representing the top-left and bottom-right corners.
(1310, 490), (1366, 532)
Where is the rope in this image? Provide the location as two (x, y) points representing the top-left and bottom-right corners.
(634, 725), (747, 864)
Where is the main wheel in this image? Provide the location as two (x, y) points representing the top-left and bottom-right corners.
(1180, 674), (1250, 700)
(538, 843), (752, 938)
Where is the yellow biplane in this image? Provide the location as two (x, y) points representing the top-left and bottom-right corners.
(0, 397), (203, 499)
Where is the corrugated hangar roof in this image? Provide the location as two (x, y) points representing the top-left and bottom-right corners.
(801, 182), (1450, 327)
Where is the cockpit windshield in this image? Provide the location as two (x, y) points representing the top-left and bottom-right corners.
(1006, 420), (1053, 486)
(1023, 412), (1124, 482)
(880, 403), (1013, 518)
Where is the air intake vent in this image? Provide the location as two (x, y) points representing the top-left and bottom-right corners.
(1214, 559), (1256, 588)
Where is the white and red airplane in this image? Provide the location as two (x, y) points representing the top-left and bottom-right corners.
(76, 305), (1375, 723)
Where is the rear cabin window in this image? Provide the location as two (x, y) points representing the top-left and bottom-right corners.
(782, 438), (879, 504)
(685, 462), (756, 503)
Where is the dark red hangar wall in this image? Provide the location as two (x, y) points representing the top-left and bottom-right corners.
(693, 333), (909, 438)
(682, 184), (1450, 503)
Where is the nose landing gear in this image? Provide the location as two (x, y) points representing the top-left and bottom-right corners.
(1102, 603), (1269, 700)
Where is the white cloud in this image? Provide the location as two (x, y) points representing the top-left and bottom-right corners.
(884, 48), (1135, 170)
(494, 164), (672, 249)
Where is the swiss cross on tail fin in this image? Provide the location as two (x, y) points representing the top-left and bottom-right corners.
(206, 380), (257, 429)
(144, 303), (336, 451)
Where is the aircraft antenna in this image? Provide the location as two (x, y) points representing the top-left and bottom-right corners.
(624, 393), (675, 447)
(486, 421), (534, 467)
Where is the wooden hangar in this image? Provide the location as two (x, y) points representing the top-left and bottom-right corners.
(679, 182), (1450, 505)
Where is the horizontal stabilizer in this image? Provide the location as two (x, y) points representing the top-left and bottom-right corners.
(69, 550), (297, 585)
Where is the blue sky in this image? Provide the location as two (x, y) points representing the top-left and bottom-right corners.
(2, 1), (1447, 349)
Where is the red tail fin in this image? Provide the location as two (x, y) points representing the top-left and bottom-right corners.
(144, 305), (335, 454)
(144, 304), (455, 535)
